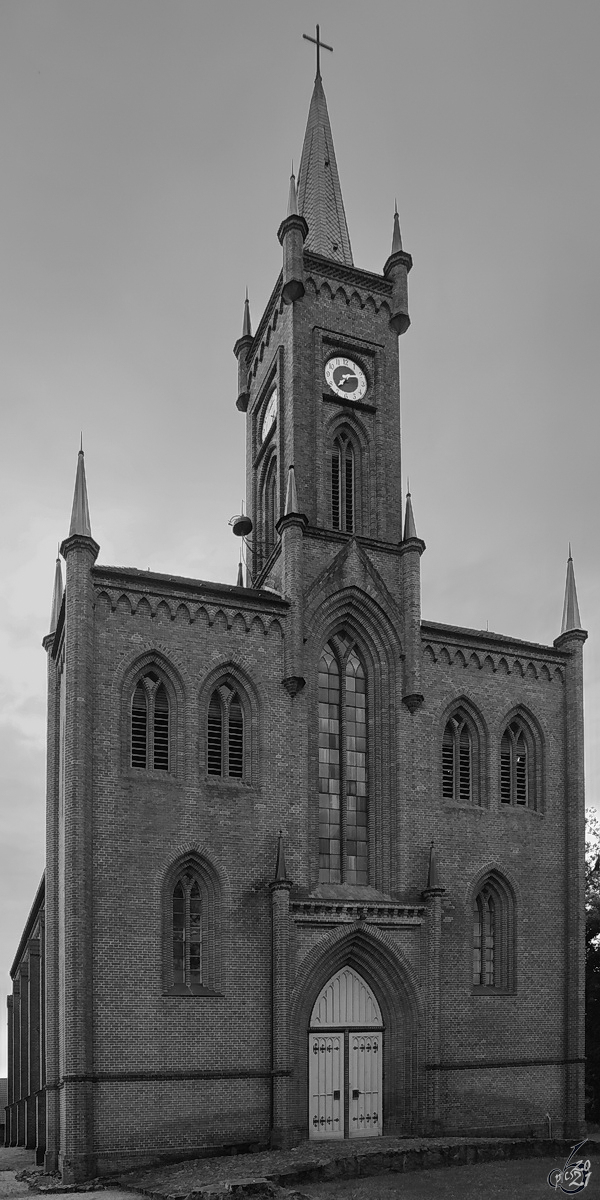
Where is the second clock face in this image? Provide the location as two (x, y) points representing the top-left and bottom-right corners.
(261, 388), (278, 442)
(325, 356), (367, 402)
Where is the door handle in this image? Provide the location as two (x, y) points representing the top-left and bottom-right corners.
(352, 1089), (360, 1098)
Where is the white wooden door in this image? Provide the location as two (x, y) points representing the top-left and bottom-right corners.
(348, 1032), (382, 1138)
(309, 1033), (344, 1139)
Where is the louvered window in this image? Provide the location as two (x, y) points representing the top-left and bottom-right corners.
(442, 712), (473, 802)
(500, 720), (530, 806)
(130, 671), (170, 771)
(331, 436), (355, 533)
(318, 635), (368, 885)
(172, 874), (203, 990)
(207, 683), (244, 779)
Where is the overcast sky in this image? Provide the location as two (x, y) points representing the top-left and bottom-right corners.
(1, 0), (599, 1073)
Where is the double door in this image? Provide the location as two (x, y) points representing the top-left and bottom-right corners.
(309, 1030), (382, 1139)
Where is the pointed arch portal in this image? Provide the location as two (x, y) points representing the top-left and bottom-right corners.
(308, 966), (383, 1140)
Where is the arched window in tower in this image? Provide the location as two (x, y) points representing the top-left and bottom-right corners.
(263, 457), (278, 558)
(207, 683), (244, 778)
(331, 435), (355, 533)
(500, 719), (531, 806)
(472, 872), (515, 991)
(172, 872), (203, 990)
(130, 671), (170, 771)
(318, 635), (368, 885)
(442, 711), (472, 802)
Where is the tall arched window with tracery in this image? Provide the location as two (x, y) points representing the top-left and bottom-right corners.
(500, 719), (532, 806)
(331, 435), (355, 533)
(164, 854), (221, 995)
(131, 670), (170, 770)
(263, 456), (278, 560)
(472, 872), (515, 991)
(172, 873), (203, 989)
(318, 634), (368, 885)
(207, 683), (244, 778)
(442, 710), (473, 802)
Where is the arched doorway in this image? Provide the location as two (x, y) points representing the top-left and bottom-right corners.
(308, 966), (383, 1140)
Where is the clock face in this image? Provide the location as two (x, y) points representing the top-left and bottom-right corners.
(325, 356), (367, 402)
(261, 388), (278, 442)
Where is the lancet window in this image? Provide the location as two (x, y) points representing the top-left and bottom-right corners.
(131, 670), (170, 770)
(318, 634), (368, 885)
(207, 683), (244, 778)
(172, 873), (203, 989)
(442, 711), (473, 802)
(331, 435), (355, 533)
(262, 456), (278, 560)
(472, 872), (515, 991)
(500, 720), (530, 806)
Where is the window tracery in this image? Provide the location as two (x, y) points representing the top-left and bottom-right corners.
(130, 670), (170, 771)
(318, 634), (368, 884)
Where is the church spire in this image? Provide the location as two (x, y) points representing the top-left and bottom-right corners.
(68, 444), (93, 538)
(391, 201), (403, 254)
(297, 74), (353, 265)
(561, 545), (582, 635)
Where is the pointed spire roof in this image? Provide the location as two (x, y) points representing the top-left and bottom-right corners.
(403, 489), (418, 541)
(69, 446), (93, 538)
(391, 202), (403, 254)
(297, 75), (353, 265)
(561, 545), (582, 634)
(242, 290), (252, 338)
(236, 560), (244, 588)
(49, 554), (63, 634)
(285, 465), (299, 515)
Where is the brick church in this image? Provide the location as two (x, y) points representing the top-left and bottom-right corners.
(5, 49), (587, 1182)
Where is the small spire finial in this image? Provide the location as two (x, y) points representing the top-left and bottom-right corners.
(391, 204), (403, 255)
(49, 553), (64, 634)
(242, 292), (252, 338)
(285, 465), (299, 515)
(287, 169), (298, 217)
(403, 487), (418, 541)
(561, 545), (582, 634)
(274, 830), (289, 882)
(427, 842), (439, 890)
(236, 559), (244, 588)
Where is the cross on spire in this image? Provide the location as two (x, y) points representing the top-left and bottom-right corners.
(302, 24), (333, 79)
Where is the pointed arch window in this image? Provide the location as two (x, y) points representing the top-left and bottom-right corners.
(331, 435), (355, 533)
(500, 719), (532, 806)
(207, 683), (244, 779)
(164, 855), (221, 995)
(263, 456), (278, 559)
(318, 635), (368, 885)
(131, 671), (170, 770)
(442, 711), (473, 802)
(472, 873), (515, 991)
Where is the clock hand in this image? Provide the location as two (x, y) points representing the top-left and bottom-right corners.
(337, 372), (356, 387)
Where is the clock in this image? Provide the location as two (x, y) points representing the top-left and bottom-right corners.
(325, 356), (367, 402)
(261, 388), (278, 442)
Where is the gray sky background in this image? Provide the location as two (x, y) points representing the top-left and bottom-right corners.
(1, 0), (599, 1073)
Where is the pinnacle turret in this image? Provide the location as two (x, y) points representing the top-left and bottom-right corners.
(285, 466), (299, 515)
(561, 546), (582, 634)
(242, 290), (252, 338)
(233, 292), (254, 411)
(287, 169), (298, 217)
(49, 554), (64, 635)
(391, 202), (403, 254)
(68, 447), (93, 539)
(403, 490), (418, 541)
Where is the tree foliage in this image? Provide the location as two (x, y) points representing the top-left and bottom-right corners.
(586, 811), (600, 1123)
